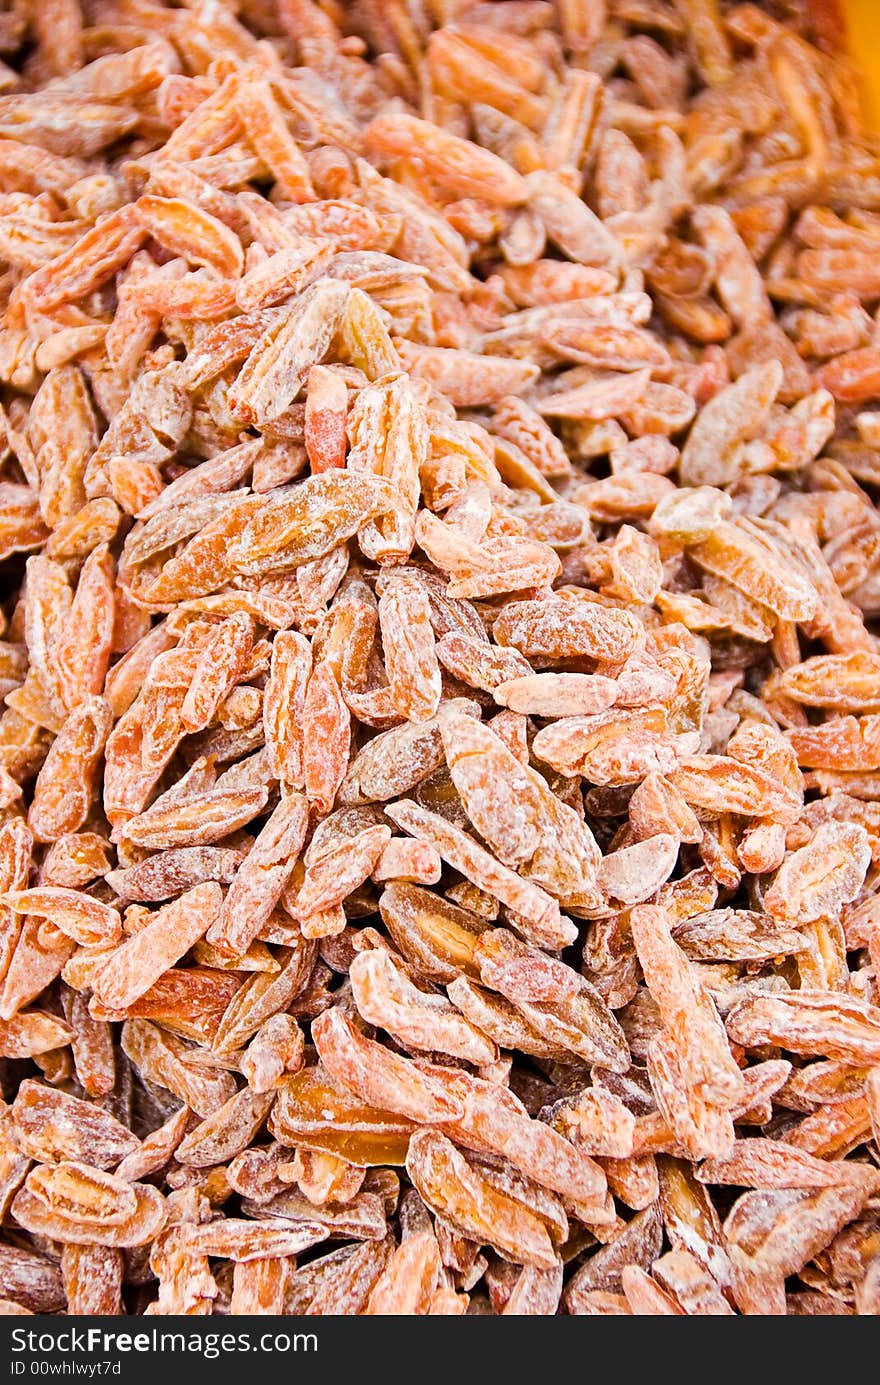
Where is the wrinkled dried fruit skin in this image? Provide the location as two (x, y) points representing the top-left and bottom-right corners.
(92, 882), (222, 1010)
(29, 697), (113, 842)
(406, 1131), (559, 1270)
(350, 947), (498, 1065)
(12, 1162), (167, 1248)
(441, 707), (602, 910)
(727, 993), (880, 1066)
(385, 800), (574, 951)
(11, 1080), (139, 1169)
(206, 793), (309, 959)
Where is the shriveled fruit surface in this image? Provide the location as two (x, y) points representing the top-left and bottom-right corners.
(0, 0), (878, 1319)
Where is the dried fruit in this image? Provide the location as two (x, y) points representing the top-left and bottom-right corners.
(0, 0), (878, 1320)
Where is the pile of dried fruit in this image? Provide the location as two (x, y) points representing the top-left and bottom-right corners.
(0, 0), (879, 1317)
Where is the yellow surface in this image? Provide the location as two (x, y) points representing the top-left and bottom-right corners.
(840, 0), (880, 130)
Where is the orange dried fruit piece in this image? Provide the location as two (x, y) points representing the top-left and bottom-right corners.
(405, 1130), (561, 1270)
(12, 1162), (167, 1247)
(269, 1065), (416, 1168)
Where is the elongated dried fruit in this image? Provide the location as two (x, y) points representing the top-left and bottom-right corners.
(727, 994), (880, 1066)
(12, 1163), (166, 1248)
(385, 800), (574, 951)
(350, 948), (497, 1065)
(206, 793), (309, 959)
(312, 1007), (465, 1126)
(228, 280), (350, 427)
(441, 707), (601, 910)
(406, 1131), (558, 1269)
(11, 1081), (140, 1169)
(91, 882), (221, 1010)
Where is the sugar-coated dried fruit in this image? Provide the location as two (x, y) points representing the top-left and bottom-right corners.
(0, 0), (877, 1321)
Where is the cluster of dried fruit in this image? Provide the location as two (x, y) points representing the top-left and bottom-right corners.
(0, 0), (878, 1317)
